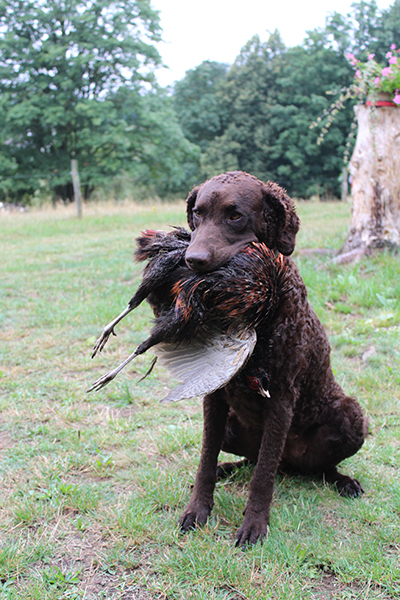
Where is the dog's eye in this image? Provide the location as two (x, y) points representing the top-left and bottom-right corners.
(229, 211), (242, 221)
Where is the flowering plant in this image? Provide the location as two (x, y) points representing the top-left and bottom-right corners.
(311, 45), (400, 148)
(347, 44), (400, 104)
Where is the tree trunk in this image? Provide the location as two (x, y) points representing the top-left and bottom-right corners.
(342, 104), (400, 253)
(341, 166), (349, 202)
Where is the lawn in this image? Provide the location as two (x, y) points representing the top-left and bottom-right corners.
(0, 200), (399, 599)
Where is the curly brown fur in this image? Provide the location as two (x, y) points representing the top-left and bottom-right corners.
(90, 173), (367, 548)
(178, 172), (367, 547)
(132, 225), (367, 547)
(185, 171), (300, 272)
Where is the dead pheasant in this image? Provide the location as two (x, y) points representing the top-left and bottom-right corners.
(88, 228), (289, 401)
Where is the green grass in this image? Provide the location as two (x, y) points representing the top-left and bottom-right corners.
(0, 199), (399, 599)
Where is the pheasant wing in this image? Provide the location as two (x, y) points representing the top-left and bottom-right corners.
(155, 328), (257, 403)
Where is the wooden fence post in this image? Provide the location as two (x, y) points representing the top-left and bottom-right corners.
(71, 158), (82, 218)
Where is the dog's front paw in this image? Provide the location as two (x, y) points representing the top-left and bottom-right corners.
(235, 514), (269, 548)
(179, 502), (212, 533)
(336, 475), (364, 498)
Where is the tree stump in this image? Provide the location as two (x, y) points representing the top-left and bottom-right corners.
(341, 104), (400, 255)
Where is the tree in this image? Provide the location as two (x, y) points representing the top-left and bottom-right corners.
(0, 0), (166, 203)
(171, 61), (229, 190)
(200, 31), (354, 198)
(170, 1), (400, 199)
(173, 61), (229, 151)
(342, 104), (400, 254)
(318, 1), (400, 62)
(375, 0), (400, 58)
(322, 1), (400, 255)
(118, 87), (200, 197)
(350, 0), (382, 55)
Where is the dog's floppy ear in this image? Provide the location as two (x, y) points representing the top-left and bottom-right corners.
(259, 182), (300, 255)
(186, 185), (200, 231)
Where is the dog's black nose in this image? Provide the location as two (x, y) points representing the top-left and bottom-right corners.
(185, 252), (210, 272)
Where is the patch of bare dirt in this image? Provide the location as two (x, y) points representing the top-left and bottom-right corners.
(0, 428), (15, 457)
(310, 574), (394, 599)
(13, 519), (159, 599)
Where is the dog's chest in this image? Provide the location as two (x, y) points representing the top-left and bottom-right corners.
(222, 376), (270, 429)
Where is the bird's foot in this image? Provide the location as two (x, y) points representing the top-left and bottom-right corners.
(91, 326), (117, 358)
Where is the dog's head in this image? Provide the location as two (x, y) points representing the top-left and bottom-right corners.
(185, 171), (299, 272)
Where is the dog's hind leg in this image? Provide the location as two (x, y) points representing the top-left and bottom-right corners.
(323, 466), (364, 497)
(220, 409), (262, 463)
(281, 393), (368, 497)
(216, 459), (252, 480)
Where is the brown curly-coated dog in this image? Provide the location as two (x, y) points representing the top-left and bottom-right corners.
(180, 171), (368, 547)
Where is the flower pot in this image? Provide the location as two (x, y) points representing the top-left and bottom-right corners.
(366, 91), (398, 107)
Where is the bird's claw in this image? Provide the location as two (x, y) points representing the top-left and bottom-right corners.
(87, 368), (117, 393)
(91, 327), (116, 358)
(87, 348), (140, 393)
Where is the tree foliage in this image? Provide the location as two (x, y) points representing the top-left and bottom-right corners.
(173, 61), (229, 151)
(0, 0), (195, 202)
(196, 30), (354, 198)
(173, 1), (400, 199)
(1, 0), (399, 203)
(118, 87), (200, 197)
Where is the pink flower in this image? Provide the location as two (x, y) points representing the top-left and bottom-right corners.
(391, 44), (396, 50)
(346, 53), (359, 66)
(389, 56), (398, 64)
(393, 94), (400, 104)
(374, 76), (380, 85)
(386, 51), (393, 59)
(368, 53), (375, 60)
(355, 69), (361, 78)
(382, 66), (392, 76)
